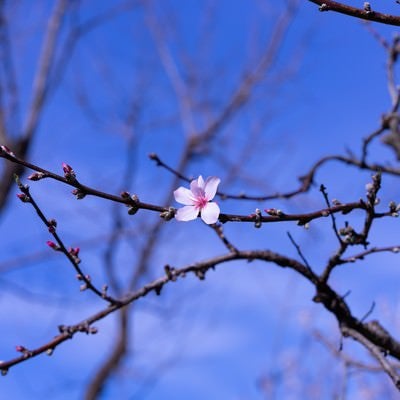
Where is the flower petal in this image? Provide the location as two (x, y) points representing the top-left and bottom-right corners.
(190, 176), (204, 197)
(204, 177), (220, 200)
(175, 205), (199, 221)
(174, 187), (195, 205)
(190, 177), (199, 192)
(200, 202), (220, 224)
(197, 175), (205, 189)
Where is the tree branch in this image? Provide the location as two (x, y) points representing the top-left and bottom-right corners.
(308, 0), (400, 26)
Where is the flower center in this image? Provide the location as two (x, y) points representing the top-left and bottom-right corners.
(194, 195), (208, 210)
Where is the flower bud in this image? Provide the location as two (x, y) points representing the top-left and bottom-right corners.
(46, 240), (59, 251)
(72, 189), (86, 199)
(0, 145), (15, 157)
(62, 163), (76, 180)
(62, 162), (73, 174)
(254, 208), (262, 228)
(160, 207), (176, 221)
(16, 193), (30, 203)
(69, 247), (80, 257)
(80, 284), (88, 291)
(27, 172), (46, 181)
(127, 205), (139, 215)
(265, 208), (277, 216)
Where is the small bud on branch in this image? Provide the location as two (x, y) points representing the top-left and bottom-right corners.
(62, 163), (76, 180)
(46, 241), (60, 251)
(72, 189), (86, 200)
(27, 172), (47, 181)
(0, 145), (15, 157)
(16, 193), (30, 203)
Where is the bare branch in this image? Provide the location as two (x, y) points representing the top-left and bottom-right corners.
(315, 330), (400, 372)
(287, 231), (312, 271)
(15, 176), (119, 305)
(0, 248), (313, 372)
(308, 0), (400, 26)
(1, 150), (372, 226)
(341, 325), (400, 389)
(0, 0), (68, 212)
(85, 308), (129, 400)
(22, 0), (68, 141)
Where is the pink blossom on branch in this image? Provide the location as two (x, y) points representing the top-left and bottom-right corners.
(173, 176), (221, 224)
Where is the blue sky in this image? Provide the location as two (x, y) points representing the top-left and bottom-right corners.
(1, 1), (400, 399)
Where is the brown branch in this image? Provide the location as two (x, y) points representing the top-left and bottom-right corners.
(320, 173), (382, 282)
(314, 330), (400, 372)
(0, 0), (68, 212)
(2, 245), (400, 389)
(0, 149), (166, 213)
(287, 231), (312, 271)
(191, 0), (299, 147)
(319, 184), (343, 244)
(86, 6), (301, 392)
(50, 0), (139, 95)
(210, 223), (239, 253)
(149, 152), (333, 201)
(15, 177), (119, 305)
(341, 325), (400, 389)
(0, 248), (316, 373)
(1, 150), (371, 226)
(362, 36), (400, 162)
(22, 0), (68, 141)
(150, 151), (400, 202)
(340, 245), (400, 264)
(85, 308), (129, 400)
(0, 2), (11, 143)
(308, 0), (400, 26)
(145, 5), (196, 136)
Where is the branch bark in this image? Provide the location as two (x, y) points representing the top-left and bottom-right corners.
(308, 0), (400, 26)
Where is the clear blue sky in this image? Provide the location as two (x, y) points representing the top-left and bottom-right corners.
(1, 1), (400, 398)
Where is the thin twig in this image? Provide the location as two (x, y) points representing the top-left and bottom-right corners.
(287, 231), (312, 271)
(210, 223), (239, 253)
(15, 176), (119, 305)
(361, 302), (376, 323)
(319, 184), (342, 244)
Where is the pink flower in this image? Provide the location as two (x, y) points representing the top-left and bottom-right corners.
(174, 176), (220, 224)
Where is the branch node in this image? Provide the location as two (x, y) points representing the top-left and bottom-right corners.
(127, 194), (140, 215)
(363, 2), (372, 14)
(164, 265), (177, 281)
(154, 283), (163, 296)
(319, 3), (329, 12)
(254, 208), (262, 228)
(71, 188), (86, 200)
(27, 172), (47, 181)
(160, 207), (176, 221)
